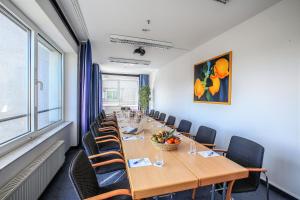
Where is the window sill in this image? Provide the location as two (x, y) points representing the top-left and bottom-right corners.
(0, 121), (72, 171)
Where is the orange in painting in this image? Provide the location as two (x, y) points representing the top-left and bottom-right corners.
(194, 78), (205, 99)
(214, 58), (229, 79)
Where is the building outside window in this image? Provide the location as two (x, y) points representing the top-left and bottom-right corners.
(102, 74), (139, 113)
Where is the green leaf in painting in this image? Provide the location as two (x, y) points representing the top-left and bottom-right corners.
(206, 90), (212, 101)
(200, 72), (205, 81)
(203, 63), (208, 72)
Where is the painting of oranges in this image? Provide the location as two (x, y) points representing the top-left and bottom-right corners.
(194, 51), (232, 104)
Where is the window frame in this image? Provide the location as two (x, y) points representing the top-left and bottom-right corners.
(36, 34), (64, 130)
(0, 4), (65, 156)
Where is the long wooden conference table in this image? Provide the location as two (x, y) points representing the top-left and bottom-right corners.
(118, 117), (248, 200)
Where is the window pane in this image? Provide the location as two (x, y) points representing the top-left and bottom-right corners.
(37, 39), (62, 129)
(0, 11), (30, 144)
(102, 75), (139, 112)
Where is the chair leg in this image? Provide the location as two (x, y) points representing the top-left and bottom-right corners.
(263, 172), (270, 200)
(211, 184), (216, 200)
(222, 182), (227, 200)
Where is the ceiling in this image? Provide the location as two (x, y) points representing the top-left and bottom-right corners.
(10, 0), (76, 53)
(60, 0), (280, 73)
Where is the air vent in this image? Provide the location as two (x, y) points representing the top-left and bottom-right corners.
(108, 57), (151, 65)
(110, 34), (173, 49)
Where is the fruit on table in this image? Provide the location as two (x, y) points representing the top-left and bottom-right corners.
(151, 129), (181, 144)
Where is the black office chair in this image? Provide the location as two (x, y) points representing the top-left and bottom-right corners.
(157, 113), (166, 122)
(84, 130), (121, 152)
(165, 115), (176, 129)
(69, 150), (132, 200)
(90, 121), (119, 139)
(153, 111), (160, 119)
(215, 136), (269, 200)
(96, 115), (118, 129)
(148, 109), (155, 117)
(177, 120), (192, 137)
(82, 132), (125, 174)
(101, 110), (117, 122)
(195, 126), (217, 149)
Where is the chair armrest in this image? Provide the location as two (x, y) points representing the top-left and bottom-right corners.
(96, 139), (121, 149)
(167, 125), (176, 129)
(247, 168), (267, 172)
(95, 135), (120, 141)
(98, 127), (119, 134)
(180, 132), (192, 138)
(101, 121), (118, 128)
(91, 159), (125, 168)
(200, 143), (216, 148)
(88, 151), (124, 160)
(213, 149), (227, 155)
(85, 189), (131, 200)
(96, 139), (120, 144)
(103, 118), (117, 122)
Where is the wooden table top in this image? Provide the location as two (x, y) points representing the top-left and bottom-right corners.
(118, 117), (248, 199)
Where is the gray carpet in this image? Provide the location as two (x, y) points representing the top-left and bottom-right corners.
(39, 148), (293, 200)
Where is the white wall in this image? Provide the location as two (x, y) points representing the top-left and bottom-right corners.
(154, 0), (300, 198)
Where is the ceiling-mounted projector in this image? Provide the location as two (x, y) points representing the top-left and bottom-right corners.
(134, 47), (146, 56)
(110, 34), (173, 49)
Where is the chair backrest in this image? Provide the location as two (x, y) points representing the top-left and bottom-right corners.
(82, 131), (99, 159)
(195, 126), (216, 145)
(177, 120), (192, 133)
(69, 150), (100, 199)
(149, 109), (155, 117)
(90, 122), (100, 138)
(158, 113), (166, 121)
(226, 136), (265, 191)
(165, 115), (176, 126)
(153, 111), (160, 119)
(100, 111), (106, 119)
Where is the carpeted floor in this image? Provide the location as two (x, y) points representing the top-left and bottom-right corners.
(39, 148), (293, 200)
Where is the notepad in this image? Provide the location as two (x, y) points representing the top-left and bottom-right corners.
(122, 127), (138, 134)
(122, 135), (144, 141)
(198, 150), (220, 158)
(128, 158), (152, 168)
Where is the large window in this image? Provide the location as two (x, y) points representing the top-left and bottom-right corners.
(0, 7), (64, 146)
(37, 38), (62, 129)
(102, 75), (139, 112)
(0, 9), (30, 144)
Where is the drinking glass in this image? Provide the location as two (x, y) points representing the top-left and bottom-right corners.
(188, 141), (197, 155)
(154, 151), (164, 167)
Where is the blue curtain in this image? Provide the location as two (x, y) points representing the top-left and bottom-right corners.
(139, 74), (149, 88)
(139, 74), (150, 112)
(99, 69), (103, 113)
(79, 40), (92, 139)
(91, 63), (100, 121)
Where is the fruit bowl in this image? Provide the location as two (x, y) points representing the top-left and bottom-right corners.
(151, 130), (181, 151)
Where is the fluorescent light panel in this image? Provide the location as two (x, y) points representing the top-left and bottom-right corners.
(108, 57), (151, 65)
(110, 34), (173, 49)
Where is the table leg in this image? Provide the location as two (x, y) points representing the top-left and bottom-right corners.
(225, 180), (235, 200)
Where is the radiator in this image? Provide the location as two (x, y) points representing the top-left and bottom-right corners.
(0, 140), (65, 200)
